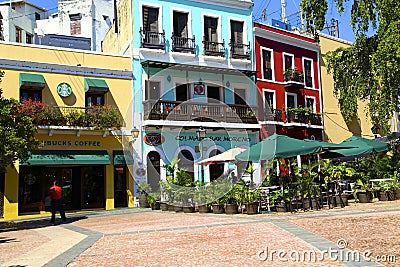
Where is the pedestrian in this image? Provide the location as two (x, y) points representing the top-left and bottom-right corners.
(49, 180), (66, 224)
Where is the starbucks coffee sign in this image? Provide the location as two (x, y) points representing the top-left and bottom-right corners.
(57, 82), (72, 97)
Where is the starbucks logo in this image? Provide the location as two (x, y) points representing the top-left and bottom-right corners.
(57, 82), (72, 97)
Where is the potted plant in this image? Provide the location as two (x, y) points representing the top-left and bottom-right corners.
(137, 181), (151, 208)
(269, 189), (291, 212)
(222, 186), (238, 215)
(283, 67), (304, 83)
(353, 179), (372, 203)
(147, 191), (161, 210)
(194, 181), (212, 213)
(235, 179), (260, 215)
(209, 179), (230, 214)
(373, 181), (395, 201)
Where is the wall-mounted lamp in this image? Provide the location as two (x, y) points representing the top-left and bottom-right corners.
(167, 75), (171, 83)
(196, 126), (206, 139)
(131, 126), (140, 143)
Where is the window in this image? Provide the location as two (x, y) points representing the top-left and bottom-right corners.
(145, 81), (160, 101)
(264, 91), (275, 110)
(303, 58), (314, 88)
(85, 94), (104, 107)
(204, 16), (218, 42)
(262, 48), (273, 80)
(70, 14), (81, 35)
(20, 90), (41, 102)
(283, 53), (294, 71)
(15, 27), (22, 43)
(230, 20), (243, 45)
(173, 11), (188, 38)
(143, 6), (159, 33)
(286, 93), (297, 108)
(176, 84), (188, 101)
(234, 88), (246, 105)
(26, 33), (33, 44)
(305, 96), (316, 112)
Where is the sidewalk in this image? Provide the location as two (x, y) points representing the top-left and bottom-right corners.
(1, 203), (399, 267)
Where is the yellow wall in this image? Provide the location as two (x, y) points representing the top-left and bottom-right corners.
(320, 35), (374, 143)
(102, 0), (133, 54)
(0, 42), (131, 70)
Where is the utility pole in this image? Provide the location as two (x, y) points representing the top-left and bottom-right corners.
(281, 0), (287, 23)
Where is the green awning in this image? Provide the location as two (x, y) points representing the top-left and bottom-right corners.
(113, 150), (134, 165)
(20, 150), (110, 165)
(19, 73), (46, 89)
(84, 78), (109, 93)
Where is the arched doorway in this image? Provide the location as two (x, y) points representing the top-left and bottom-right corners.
(177, 149), (195, 180)
(209, 149), (224, 181)
(147, 151), (161, 191)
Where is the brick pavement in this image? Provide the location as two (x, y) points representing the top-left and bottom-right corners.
(1, 203), (399, 267)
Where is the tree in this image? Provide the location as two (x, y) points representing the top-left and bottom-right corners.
(0, 70), (40, 171)
(301, 0), (400, 134)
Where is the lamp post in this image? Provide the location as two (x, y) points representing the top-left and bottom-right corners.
(197, 126), (206, 184)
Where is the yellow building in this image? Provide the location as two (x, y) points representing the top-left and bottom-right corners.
(319, 34), (375, 143)
(0, 42), (135, 220)
(102, 0), (133, 55)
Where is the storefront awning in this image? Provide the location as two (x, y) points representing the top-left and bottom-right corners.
(19, 73), (46, 89)
(113, 150), (134, 165)
(84, 78), (109, 93)
(20, 150), (111, 165)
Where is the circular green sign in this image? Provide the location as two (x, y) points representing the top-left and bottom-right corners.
(57, 82), (72, 97)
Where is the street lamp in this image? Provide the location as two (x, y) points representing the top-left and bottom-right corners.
(197, 126), (206, 183)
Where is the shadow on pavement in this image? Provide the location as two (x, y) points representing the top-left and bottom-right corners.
(0, 216), (87, 233)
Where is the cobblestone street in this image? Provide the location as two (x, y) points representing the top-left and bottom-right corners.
(1, 201), (399, 267)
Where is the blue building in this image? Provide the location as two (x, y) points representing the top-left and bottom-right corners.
(105, 0), (259, 190)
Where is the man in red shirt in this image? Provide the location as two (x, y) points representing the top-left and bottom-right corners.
(49, 180), (66, 223)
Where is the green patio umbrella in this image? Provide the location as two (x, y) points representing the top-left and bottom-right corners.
(235, 134), (327, 162)
(323, 136), (389, 158)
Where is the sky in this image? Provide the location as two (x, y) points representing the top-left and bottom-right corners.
(24, 0), (356, 42)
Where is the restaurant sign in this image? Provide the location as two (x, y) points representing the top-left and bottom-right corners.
(144, 133), (164, 146)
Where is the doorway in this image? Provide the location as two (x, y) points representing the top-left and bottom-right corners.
(209, 149), (224, 181)
(147, 151), (161, 191)
(177, 149), (195, 180)
(114, 167), (127, 207)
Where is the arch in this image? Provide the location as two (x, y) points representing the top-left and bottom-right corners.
(175, 147), (196, 181)
(208, 148), (224, 182)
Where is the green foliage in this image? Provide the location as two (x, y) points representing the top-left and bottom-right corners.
(301, 0), (400, 134)
(147, 191), (160, 205)
(162, 157), (180, 179)
(283, 67), (304, 82)
(137, 181), (151, 194)
(86, 105), (122, 129)
(293, 163), (319, 198)
(320, 159), (356, 183)
(269, 189), (291, 206)
(0, 71), (40, 171)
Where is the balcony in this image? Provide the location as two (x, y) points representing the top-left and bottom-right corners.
(143, 100), (258, 124)
(20, 100), (122, 129)
(140, 28), (166, 50)
(230, 41), (250, 60)
(171, 35), (196, 54)
(203, 39), (225, 57)
(283, 68), (304, 88)
(264, 108), (322, 126)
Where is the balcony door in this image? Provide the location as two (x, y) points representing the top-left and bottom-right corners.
(207, 86), (220, 102)
(142, 6), (160, 44)
(204, 16), (218, 42)
(145, 81), (160, 101)
(234, 88), (246, 105)
(173, 11), (188, 38)
(176, 84), (189, 102)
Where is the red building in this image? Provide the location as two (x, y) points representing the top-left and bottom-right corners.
(254, 22), (323, 140)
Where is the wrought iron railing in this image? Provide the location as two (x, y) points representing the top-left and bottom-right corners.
(230, 41), (250, 60)
(172, 34), (196, 54)
(143, 100), (258, 123)
(203, 39), (225, 57)
(263, 108), (322, 126)
(140, 28), (166, 50)
(20, 101), (122, 129)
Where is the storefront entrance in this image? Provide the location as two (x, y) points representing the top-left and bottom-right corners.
(147, 151), (161, 191)
(114, 166), (127, 207)
(19, 165), (105, 214)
